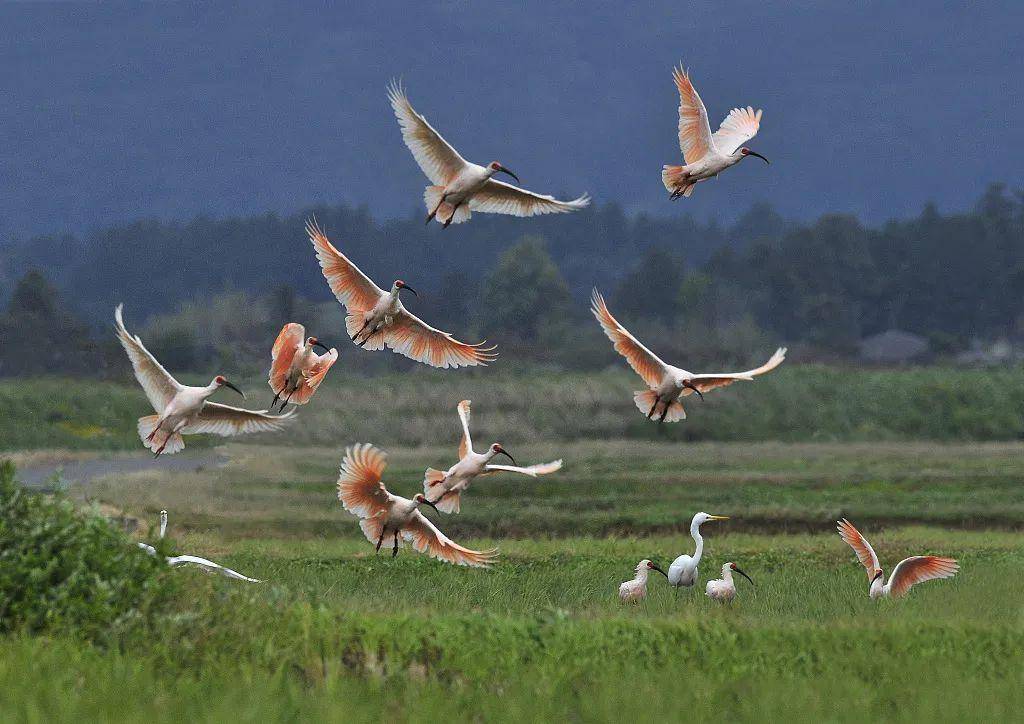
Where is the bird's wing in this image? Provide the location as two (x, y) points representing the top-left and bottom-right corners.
(270, 322), (304, 383)
(114, 304), (182, 413)
(672, 65), (715, 163)
(402, 510), (498, 568)
(590, 289), (669, 388)
(887, 556), (959, 597)
(167, 554), (261, 583)
(307, 218), (386, 312)
(712, 106), (762, 155)
(469, 179), (590, 218)
(184, 403), (296, 436)
(836, 518), (881, 580)
(457, 399), (474, 458)
(137, 542), (158, 556)
(686, 347), (787, 395)
(484, 459), (563, 477)
(336, 443), (392, 519)
(387, 80), (469, 185)
(384, 309), (497, 369)
(303, 348), (338, 390)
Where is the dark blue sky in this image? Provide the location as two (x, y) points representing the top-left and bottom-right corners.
(2, 0), (1022, 239)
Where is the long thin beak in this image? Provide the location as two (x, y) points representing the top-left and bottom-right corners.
(747, 150), (770, 165)
(651, 564), (668, 578)
(313, 341), (332, 353)
(223, 380), (246, 399)
(421, 499), (440, 514)
(499, 450), (518, 466)
(734, 567), (754, 586)
(682, 381), (704, 400)
(498, 165), (521, 184)
(399, 284), (418, 297)
(707, 515), (730, 521)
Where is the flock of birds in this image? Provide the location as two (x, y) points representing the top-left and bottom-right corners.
(121, 69), (959, 601)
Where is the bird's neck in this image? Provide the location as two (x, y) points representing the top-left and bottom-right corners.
(635, 569), (649, 583)
(691, 526), (704, 561)
(722, 568), (733, 583)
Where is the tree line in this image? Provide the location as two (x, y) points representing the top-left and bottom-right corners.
(1, 184), (1022, 377)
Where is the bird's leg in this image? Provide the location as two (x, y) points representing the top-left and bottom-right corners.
(647, 396), (660, 419)
(281, 382), (297, 409)
(375, 529), (385, 553)
(351, 319), (371, 342)
(426, 195), (446, 225)
(271, 389), (281, 410)
(442, 203), (461, 229)
(659, 398), (671, 424)
(392, 531), (399, 558)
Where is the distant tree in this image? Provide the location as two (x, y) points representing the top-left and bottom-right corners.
(613, 246), (685, 323)
(0, 270), (99, 377)
(481, 237), (571, 344)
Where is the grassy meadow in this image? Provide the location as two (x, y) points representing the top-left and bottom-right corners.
(3, 369), (1024, 722)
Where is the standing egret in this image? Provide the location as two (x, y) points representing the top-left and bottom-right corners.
(268, 322), (338, 410)
(115, 305), (295, 456)
(837, 519), (959, 599)
(591, 290), (785, 422)
(308, 219), (497, 368)
(619, 559), (668, 603)
(423, 400), (563, 513)
(388, 81), (589, 227)
(667, 512), (730, 587)
(662, 65), (769, 199)
(337, 443), (498, 567)
(705, 562), (754, 602)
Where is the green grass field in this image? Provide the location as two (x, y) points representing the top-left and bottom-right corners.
(4, 438), (1024, 722)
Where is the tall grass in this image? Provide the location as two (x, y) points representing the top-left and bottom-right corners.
(4, 365), (1024, 451)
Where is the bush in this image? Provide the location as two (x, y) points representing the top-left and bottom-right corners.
(0, 460), (174, 639)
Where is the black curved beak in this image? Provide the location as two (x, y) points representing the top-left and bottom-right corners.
(223, 380), (246, 399)
(313, 341), (332, 353)
(651, 564), (668, 578)
(498, 449), (518, 466)
(498, 165), (521, 184)
(399, 284), (418, 297)
(747, 150), (770, 165)
(421, 498), (440, 514)
(734, 567), (754, 586)
(682, 381), (704, 401)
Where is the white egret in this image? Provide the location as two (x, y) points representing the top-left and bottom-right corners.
(667, 512), (730, 587)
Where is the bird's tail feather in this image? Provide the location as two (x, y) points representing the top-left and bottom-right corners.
(423, 467), (446, 495)
(662, 165), (694, 197)
(434, 490), (461, 514)
(138, 416), (186, 455)
(632, 390), (686, 422)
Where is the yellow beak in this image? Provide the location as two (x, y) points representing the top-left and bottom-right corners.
(707, 515), (730, 521)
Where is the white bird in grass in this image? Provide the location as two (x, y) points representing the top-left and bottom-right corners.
(837, 519), (959, 599)
(337, 443), (498, 567)
(619, 559), (668, 603)
(667, 512), (730, 587)
(705, 562), (754, 602)
(423, 400), (563, 513)
(268, 322), (338, 410)
(115, 305), (295, 456)
(591, 290), (786, 423)
(388, 81), (590, 227)
(137, 510), (262, 583)
(662, 65), (769, 199)
(308, 219), (498, 368)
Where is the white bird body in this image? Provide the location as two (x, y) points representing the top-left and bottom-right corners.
(591, 290), (786, 423)
(705, 562), (754, 602)
(388, 81), (589, 227)
(837, 519), (959, 599)
(308, 220), (497, 368)
(619, 559), (668, 603)
(115, 305), (295, 456)
(338, 443), (498, 567)
(668, 512), (729, 587)
(423, 400), (563, 513)
(137, 510), (261, 583)
(662, 66), (769, 199)
(269, 323), (338, 410)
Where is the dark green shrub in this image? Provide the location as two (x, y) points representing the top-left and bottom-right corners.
(0, 460), (173, 639)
